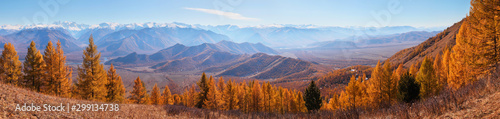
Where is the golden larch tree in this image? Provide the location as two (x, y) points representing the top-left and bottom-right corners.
(131, 76), (148, 104)
(196, 72), (209, 108)
(0, 43), (22, 85)
(296, 92), (307, 113)
(204, 76), (223, 109)
(23, 41), (45, 91)
(162, 85), (173, 105)
(416, 57), (439, 98)
(367, 61), (383, 108)
(105, 64), (126, 103)
(223, 79), (239, 110)
(409, 63), (418, 76)
(466, 0), (500, 75)
(43, 41), (57, 94)
(381, 62), (397, 104)
(251, 80), (263, 112)
(433, 54), (446, 90)
(75, 36), (108, 101)
(341, 75), (361, 109)
(150, 83), (161, 105)
(441, 48), (451, 87)
(54, 41), (72, 97)
(449, 20), (474, 89)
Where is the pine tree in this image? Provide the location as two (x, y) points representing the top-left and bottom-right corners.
(276, 86), (285, 113)
(0, 43), (22, 85)
(131, 76), (147, 104)
(105, 64), (125, 103)
(217, 77), (225, 109)
(358, 74), (368, 108)
(217, 77), (225, 94)
(433, 54), (445, 90)
(223, 79), (238, 110)
(237, 82), (248, 112)
(196, 72), (209, 108)
(304, 80), (322, 112)
(54, 40), (72, 97)
(150, 83), (161, 105)
(343, 75), (361, 109)
(141, 80), (150, 105)
(184, 85), (197, 107)
(398, 72), (420, 103)
(367, 61), (383, 107)
(287, 90), (296, 112)
(409, 63), (418, 76)
(449, 20), (474, 89)
(43, 41), (57, 94)
(465, 0), (500, 75)
(250, 80), (263, 112)
(204, 76), (222, 109)
(22, 41), (45, 91)
(382, 62), (397, 104)
(416, 57), (438, 98)
(162, 85), (173, 105)
(75, 36), (107, 101)
(262, 82), (270, 112)
(263, 82), (274, 112)
(442, 48), (451, 87)
(394, 64), (405, 82)
(172, 94), (181, 105)
(328, 93), (341, 110)
(296, 92), (307, 112)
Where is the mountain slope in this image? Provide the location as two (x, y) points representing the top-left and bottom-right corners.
(216, 53), (317, 80)
(97, 27), (231, 56)
(105, 41), (278, 66)
(1, 28), (82, 52)
(77, 28), (116, 44)
(216, 40), (278, 54)
(385, 20), (463, 67)
(308, 31), (439, 49)
(0, 36), (6, 46)
(359, 31), (440, 45)
(152, 51), (246, 72)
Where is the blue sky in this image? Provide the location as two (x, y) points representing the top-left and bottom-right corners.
(0, 0), (470, 27)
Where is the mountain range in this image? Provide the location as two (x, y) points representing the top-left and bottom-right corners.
(0, 28), (82, 52)
(307, 31), (440, 49)
(105, 41), (316, 80)
(0, 21), (445, 51)
(105, 41), (278, 66)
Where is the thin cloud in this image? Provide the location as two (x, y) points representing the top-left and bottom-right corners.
(184, 7), (260, 21)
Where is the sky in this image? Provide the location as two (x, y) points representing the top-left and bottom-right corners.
(0, 0), (471, 27)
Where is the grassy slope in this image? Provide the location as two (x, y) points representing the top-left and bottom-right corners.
(2, 76), (500, 118)
(385, 20), (463, 68)
(0, 83), (180, 118)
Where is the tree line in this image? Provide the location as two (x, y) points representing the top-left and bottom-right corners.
(0, 36), (126, 103)
(129, 72), (323, 113)
(322, 0), (500, 111)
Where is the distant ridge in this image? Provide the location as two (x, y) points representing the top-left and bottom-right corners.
(385, 19), (464, 67)
(96, 27), (231, 56)
(1, 28), (82, 52)
(216, 53), (317, 80)
(105, 41), (278, 66)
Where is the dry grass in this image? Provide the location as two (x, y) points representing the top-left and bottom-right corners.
(2, 72), (499, 118)
(354, 74), (500, 118)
